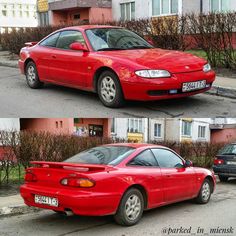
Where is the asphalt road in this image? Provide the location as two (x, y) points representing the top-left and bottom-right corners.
(0, 179), (236, 236)
(0, 65), (236, 118)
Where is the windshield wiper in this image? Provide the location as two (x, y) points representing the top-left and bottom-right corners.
(97, 47), (125, 51)
(220, 153), (236, 155)
(128, 45), (153, 50)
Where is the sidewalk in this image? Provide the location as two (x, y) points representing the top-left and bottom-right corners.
(0, 194), (39, 217)
(0, 50), (235, 99)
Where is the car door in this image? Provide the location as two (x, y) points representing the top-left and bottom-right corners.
(36, 32), (61, 81)
(49, 30), (89, 87)
(126, 149), (164, 208)
(151, 148), (196, 203)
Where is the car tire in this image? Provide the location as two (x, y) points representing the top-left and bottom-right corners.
(25, 61), (44, 89)
(195, 179), (212, 204)
(97, 71), (125, 108)
(114, 188), (144, 226)
(219, 175), (228, 182)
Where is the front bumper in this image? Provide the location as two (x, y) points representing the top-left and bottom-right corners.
(18, 59), (25, 75)
(121, 70), (215, 101)
(20, 184), (121, 216)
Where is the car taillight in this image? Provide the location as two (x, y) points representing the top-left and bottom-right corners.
(61, 177), (95, 188)
(214, 158), (224, 165)
(25, 172), (37, 182)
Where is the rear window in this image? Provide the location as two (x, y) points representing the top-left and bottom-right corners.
(218, 144), (236, 155)
(64, 146), (135, 165)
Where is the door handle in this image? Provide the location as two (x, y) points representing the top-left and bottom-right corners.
(52, 55), (56, 59)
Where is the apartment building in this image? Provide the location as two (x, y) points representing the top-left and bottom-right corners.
(48, 0), (112, 25)
(112, 0), (235, 21)
(0, 0), (37, 32)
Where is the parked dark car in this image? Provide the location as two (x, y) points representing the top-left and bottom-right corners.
(213, 143), (236, 182)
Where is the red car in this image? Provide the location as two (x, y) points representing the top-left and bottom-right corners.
(20, 143), (216, 226)
(19, 25), (215, 108)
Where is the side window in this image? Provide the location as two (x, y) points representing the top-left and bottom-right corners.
(128, 149), (158, 167)
(40, 32), (60, 47)
(56, 30), (86, 50)
(152, 149), (184, 168)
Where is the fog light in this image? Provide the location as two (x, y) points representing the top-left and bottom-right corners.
(169, 89), (178, 94)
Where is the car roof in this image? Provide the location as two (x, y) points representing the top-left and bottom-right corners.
(104, 143), (167, 149)
(59, 25), (122, 32)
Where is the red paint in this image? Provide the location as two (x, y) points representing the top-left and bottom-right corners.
(19, 25), (216, 102)
(20, 143), (216, 217)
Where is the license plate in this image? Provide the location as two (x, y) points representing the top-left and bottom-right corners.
(182, 80), (206, 92)
(227, 161), (236, 165)
(35, 195), (58, 207)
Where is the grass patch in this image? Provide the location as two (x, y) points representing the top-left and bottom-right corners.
(0, 165), (25, 185)
(186, 50), (207, 59)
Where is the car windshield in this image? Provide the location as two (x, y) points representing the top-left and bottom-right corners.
(64, 146), (135, 165)
(218, 144), (236, 155)
(86, 28), (153, 51)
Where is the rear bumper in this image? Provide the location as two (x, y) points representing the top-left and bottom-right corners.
(121, 70), (215, 101)
(20, 184), (121, 216)
(213, 165), (236, 177)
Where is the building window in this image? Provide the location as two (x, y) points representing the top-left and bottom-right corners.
(198, 126), (206, 139)
(210, 0), (231, 12)
(39, 12), (49, 26)
(60, 121), (63, 128)
(152, 0), (178, 16)
(128, 118), (143, 133)
(120, 2), (135, 21)
(74, 14), (80, 20)
(55, 121), (58, 129)
(154, 124), (162, 138)
(181, 121), (192, 137)
(89, 125), (103, 137)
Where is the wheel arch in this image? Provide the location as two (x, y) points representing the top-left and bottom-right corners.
(121, 184), (148, 210)
(24, 58), (36, 74)
(93, 66), (120, 92)
(205, 175), (214, 193)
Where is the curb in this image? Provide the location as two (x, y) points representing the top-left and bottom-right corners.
(0, 61), (18, 68)
(206, 86), (236, 99)
(0, 204), (41, 217)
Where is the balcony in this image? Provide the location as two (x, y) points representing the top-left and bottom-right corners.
(49, 0), (112, 11)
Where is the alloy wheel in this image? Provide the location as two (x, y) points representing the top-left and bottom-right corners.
(125, 194), (141, 221)
(202, 182), (210, 201)
(100, 76), (117, 103)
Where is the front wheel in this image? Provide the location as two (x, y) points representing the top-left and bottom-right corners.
(195, 179), (212, 204)
(97, 71), (125, 108)
(25, 61), (44, 89)
(114, 188), (144, 226)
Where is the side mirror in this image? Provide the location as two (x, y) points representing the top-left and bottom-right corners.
(147, 39), (154, 46)
(184, 160), (193, 168)
(69, 42), (88, 52)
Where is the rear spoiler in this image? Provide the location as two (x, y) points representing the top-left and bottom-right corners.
(30, 161), (114, 171)
(25, 42), (38, 47)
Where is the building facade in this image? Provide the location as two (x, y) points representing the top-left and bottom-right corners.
(112, 118), (211, 143)
(48, 0), (112, 25)
(0, 0), (38, 32)
(112, 0), (235, 21)
(37, 0), (49, 26)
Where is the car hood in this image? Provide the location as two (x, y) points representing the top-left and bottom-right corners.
(100, 48), (207, 73)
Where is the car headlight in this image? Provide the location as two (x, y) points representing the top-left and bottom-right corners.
(203, 63), (211, 73)
(135, 70), (171, 78)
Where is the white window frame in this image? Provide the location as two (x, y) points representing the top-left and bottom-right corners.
(152, 0), (179, 17)
(128, 118), (143, 133)
(198, 125), (206, 139)
(120, 1), (135, 21)
(181, 120), (192, 137)
(154, 123), (162, 138)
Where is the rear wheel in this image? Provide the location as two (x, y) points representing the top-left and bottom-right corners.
(25, 61), (44, 89)
(114, 188), (144, 226)
(196, 179), (212, 204)
(97, 71), (125, 108)
(219, 175), (228, 182)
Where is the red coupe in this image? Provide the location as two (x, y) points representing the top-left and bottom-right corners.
(19, 25), (215, 108)
(20, 143), (216, 226)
